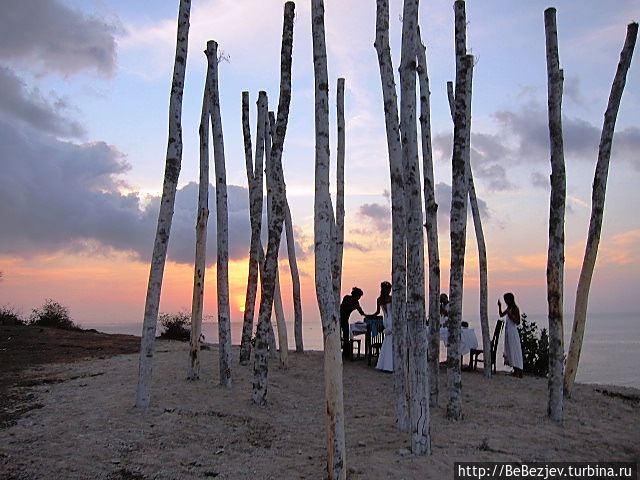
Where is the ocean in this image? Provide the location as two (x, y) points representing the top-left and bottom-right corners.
(93, 312), (639, 389)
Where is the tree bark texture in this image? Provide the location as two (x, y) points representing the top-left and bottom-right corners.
(188, 52), (211, 381)
(252, 1), (294, 405)
(564, 23), (638, 397)
(239, 91), (268, 365)
(136, 0), (191, 409)
(312, 2), (347, 478)
(544, 7), (566, 424)
(374, 0), (410, 434)
(400, 0), (431, 456)
(446, 54), (473, 422)
(205, 41), (232, 388)
(416, 27), (441, 407)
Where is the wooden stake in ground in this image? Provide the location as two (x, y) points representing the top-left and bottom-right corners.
(448, 0), (491, 380)
(136, 0), (191, 409)
(311, 1), (346, 478)
(239, 91), (267, 366)
(267, 111), (290, 364)
(400, 0), (430, 455)
(333, 77), (346, 317)
(240, 91), (268, 365)
(267, 162), (289, 369)
(252, 1), (294, 405)
(205, 41), (232, 388)
(416, 27), (441, 407)
(187, 48), (211, 381)
(284, 200), (304, 353)
(447, 54), (473, 422)
(373, 0), (409, 433)
(544, 7), (566, 424)
(564, 22), (638, 397)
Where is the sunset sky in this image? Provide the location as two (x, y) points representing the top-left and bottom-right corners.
(0, 0), (638, 332)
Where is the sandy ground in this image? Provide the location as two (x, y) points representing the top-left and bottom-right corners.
(1, 338), (639, 479)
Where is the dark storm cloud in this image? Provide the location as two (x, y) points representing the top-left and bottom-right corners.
(0, 67), (85, 138)
(0, 116), (254, 265)
(0, 0), (119, 76)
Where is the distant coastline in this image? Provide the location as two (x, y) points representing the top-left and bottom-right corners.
(91, 311), (640, 389)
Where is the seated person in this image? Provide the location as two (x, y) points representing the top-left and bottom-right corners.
(440, 293), (450, 327)
(339, 287), (365, 358)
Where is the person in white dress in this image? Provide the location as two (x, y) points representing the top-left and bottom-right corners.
(374, 281), (393, 372)
(498, 292), (523, 378)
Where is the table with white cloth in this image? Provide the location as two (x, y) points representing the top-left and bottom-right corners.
(439, 326), (479, 356)
(349, 316), (384, 364)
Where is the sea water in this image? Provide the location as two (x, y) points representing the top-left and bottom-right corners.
(93, 312), (639, 389)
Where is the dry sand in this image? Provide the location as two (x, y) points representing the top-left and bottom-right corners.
(1, 341), (638, 479)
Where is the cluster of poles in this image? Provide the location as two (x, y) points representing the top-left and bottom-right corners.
(132, 0), (637, 477)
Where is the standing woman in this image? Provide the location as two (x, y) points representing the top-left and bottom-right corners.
(374, 281), (393, 372)
(498, 292), (523, 377)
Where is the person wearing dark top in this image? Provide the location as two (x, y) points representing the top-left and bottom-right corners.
(340, 287), (365, 358)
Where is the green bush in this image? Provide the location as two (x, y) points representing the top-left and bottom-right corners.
(517, 313), (549, 377)
(29, 299), (79, 330)
(159, 311), (191, 341)
(0, 304), (25, 325)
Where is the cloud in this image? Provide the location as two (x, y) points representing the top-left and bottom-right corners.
(531, 171), (549, 189)
(493, 102), (640, 167)
(432, 132), (513, 191)
(435, 182), (490, 233)
(0, 0), (119, 76)
(0, 114), (257, 266)
(0, 67), (85, 138)
(358, 203), (391, 233)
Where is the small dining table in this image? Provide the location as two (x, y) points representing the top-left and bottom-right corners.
(349, 316), (383, 365)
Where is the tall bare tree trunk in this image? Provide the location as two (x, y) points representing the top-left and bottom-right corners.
(447, 53), (473, 422)
(266, 110), (289, 360)
(446, 1), (490, 380)
(400, 0), (430, 456)
(284, 200), (304, 353)
(252, 1), (294, 405)
(416, 28), (441, 407)
(205, 41), (232, 388)
(258, 246), (278, 358)
(267, 170), (289, 369)
(311, 2), (346, 478)
(374, 0), (409, 433)
(544, 7), (566, 424)
(239, 91), (267, 365)
(564, 23), (638, 397)
(136, 0), (191, 409)
(334, 77), (346, 313)
(188, 50), (211, 381)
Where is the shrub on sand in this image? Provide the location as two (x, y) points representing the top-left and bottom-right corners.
(159, 311), (191, 341)
(29, 299), (80, 330)
(518, 313), (549, 377)
(0, 305), (25, 326)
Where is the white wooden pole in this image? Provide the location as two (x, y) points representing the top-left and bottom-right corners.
(136, 0), (191, 409)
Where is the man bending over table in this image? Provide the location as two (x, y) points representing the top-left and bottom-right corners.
(340, 287), (365, 359)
